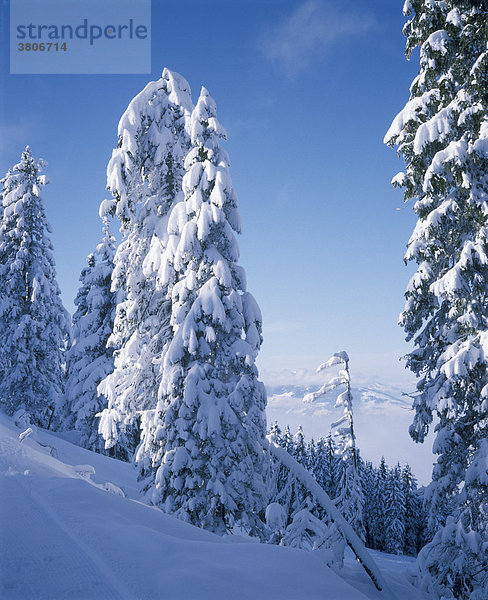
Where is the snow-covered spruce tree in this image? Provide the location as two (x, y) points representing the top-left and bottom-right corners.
(402, 463), (427, 556)
(293, 424), (308, 466)
(142, 87), (269, 536)
(385, 2), (488, 597)
(268, 425), (309, 527)
(282, 424), (295, 455)
(362, 460), (377, 550)
(307, 437), (316, 473)
(0, 148), (69, 427)
(269, 421), (282, 442)
(267, 427), (345, 568)
(306, 434), (338, 508)
(385, 464), (406, 555)
(322, 434), (339, 500)
(0, 168), (12, 387)
(304, 352), (365, 540)
(373, 457), (388, 551)
(97, 69), (193, 460)
(62, 218), (116, 451)
(268, 421), (292, 511)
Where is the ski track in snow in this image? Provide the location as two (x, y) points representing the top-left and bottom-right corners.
(0, 413), (431, 600)
(0, 426), (131, 599)
(1, 477), (128, 600)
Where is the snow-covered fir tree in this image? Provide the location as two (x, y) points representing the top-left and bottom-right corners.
(268, 424), (307, 527)
(311, 436), (326, 491)
(373, 457), (388, 551)
(320, 434), (338, 500)
(62, 218), (116, 451)
(385, 464), (406, 555)
(0, 148), (69, 427)
(304, 352), (365, 540)
(402, 463), (426, 556)
(97, 69), (193, 460)
(269, 421), (291, 510)
(385, 1), (488, 597)
(306, 437), (316, 473)
(362, 460), (377, 550)
(269, 421), (283, 445)
(141, 86), (269, 536)
(282, 424), (294, 455)
(0, 168), (12, 388)
(293, 424), (308, 467)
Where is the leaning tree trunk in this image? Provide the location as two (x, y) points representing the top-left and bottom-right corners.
(265, 436), (389, 594)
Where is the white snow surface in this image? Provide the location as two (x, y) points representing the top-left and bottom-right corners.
(0, 412), (430, 600)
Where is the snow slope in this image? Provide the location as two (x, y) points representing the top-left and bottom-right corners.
(0, 413), (429, 599)
(263, 370), (435, 484)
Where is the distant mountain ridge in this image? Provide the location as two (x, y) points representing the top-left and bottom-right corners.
(266, 382), (411, 408)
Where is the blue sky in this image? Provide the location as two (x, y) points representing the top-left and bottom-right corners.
(1, 0), (421, 386)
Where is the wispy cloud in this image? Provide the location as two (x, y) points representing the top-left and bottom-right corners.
(261, 0), (377, 78)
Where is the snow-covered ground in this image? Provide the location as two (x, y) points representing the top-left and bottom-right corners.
(263, 369), (435, 484)
(0, 413), (431, 600)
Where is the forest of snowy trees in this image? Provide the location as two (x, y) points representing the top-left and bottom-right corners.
(269, 422), (428, 557)
(0, 2), (487, 599)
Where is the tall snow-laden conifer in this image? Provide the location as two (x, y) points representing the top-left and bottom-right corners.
(385, 2), (488, 597)
(304, 352), (365, 540)
(97, 69), (193, 460)
(145, 87), (269, 536)
(63, 218), (116, 451)
(0, 148), (69, 427)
